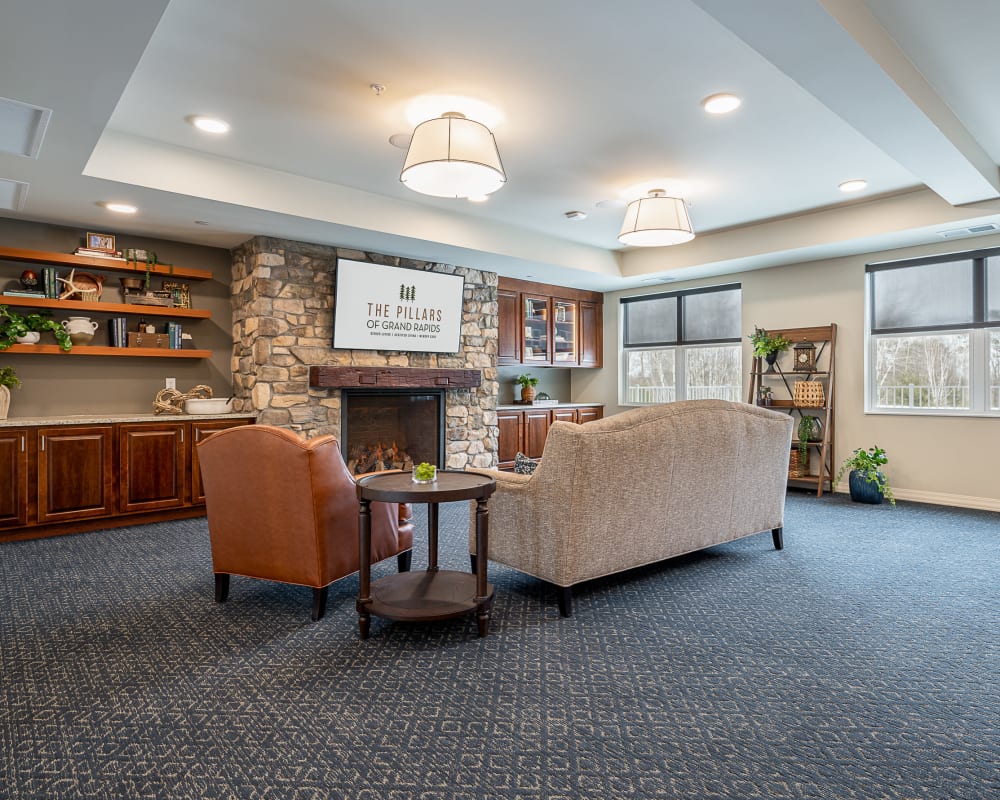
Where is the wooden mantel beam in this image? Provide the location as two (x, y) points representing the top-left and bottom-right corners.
(308, 366), (481, 389)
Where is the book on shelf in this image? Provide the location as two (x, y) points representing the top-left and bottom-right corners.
(165, 321), (182, 349)
(74, 248), (125, 260)
(3, 289), (46, 298)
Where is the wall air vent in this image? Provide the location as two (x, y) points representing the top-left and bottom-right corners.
(0, 97), (52, 158)
(937, 222), (1000, 239)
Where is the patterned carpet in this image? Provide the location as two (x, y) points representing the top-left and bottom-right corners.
(0, 492), (997, 799)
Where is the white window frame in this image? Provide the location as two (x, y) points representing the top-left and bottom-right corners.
(865, 248), (1000, 417)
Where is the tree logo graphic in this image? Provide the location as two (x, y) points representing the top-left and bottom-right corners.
(399, 284), (416, 301)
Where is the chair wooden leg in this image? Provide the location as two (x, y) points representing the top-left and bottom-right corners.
(214, 573), (230, 603)
(397, 550), (412, 573)
(311, 586), (328, 621)
(772, 526), (784, 550)
(470, 553), (478, 574)
(556, 585), (573, 618)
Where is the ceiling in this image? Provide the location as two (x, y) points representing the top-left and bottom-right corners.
(2, 0), (1000, 291)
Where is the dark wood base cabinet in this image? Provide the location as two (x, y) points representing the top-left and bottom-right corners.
(0, 417), (253, 542)
(497, 405), (603, 470)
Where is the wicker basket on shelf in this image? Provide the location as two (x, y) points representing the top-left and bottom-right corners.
(788, 449), (804, 478)
(792, 380), (825, 407)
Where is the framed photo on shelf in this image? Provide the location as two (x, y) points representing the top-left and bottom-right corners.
(162, 280), (191, 309)
(86, 232), (116, 253)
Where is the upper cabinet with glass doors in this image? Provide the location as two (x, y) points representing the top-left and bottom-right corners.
(498, 278), (603, 368)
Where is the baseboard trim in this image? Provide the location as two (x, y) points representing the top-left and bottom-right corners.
(832, 484), (1000, 512)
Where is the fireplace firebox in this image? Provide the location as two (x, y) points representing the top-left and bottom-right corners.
(341, 389), (445, 475)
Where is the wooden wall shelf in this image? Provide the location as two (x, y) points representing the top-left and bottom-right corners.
(3, 344), (211, 358)
(0, 246), (213, 281)
(0, 295), (210, 319)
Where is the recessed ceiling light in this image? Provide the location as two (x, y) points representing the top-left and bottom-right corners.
(388, 132), (412, 149)
(467, 194), (489, 203)
(839, 179), (868, 193)
(194, 220), (210, 225)
(701, 93), (741, 114)
(189, 116), (230, 134)
(102, 202), (137, 214)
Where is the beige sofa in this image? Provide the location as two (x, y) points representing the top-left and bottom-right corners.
(471, 400), (793, 616)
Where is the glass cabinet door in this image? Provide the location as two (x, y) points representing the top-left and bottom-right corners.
(553, 299), (578, 364)
(523, 296), (550, 363)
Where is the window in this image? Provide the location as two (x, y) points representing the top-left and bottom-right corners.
(866, 248), (1000, 415)
(621, 284), (742, 405)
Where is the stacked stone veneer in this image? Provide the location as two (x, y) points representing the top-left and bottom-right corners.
(230, 236), (499, 470)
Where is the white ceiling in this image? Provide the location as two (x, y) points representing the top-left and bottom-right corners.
(2, 0), (1000, 291)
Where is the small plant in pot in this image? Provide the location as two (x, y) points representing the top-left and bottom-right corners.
(0, 366), (20, 421)
(516, 374), (539, 403)
(835, 446), (895, 506)
(749, 327), (791, 373)
(0, 305), (73, 351)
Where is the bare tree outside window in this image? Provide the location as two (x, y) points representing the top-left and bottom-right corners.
(874, 334), (969, 409)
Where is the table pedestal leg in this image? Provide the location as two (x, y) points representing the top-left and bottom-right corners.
(357, 497), (372, 639)
(427, 502), (439, 573)
(474, 497), (490, 637)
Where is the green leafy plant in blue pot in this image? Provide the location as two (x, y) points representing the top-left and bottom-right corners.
(835, 446), (895, 506)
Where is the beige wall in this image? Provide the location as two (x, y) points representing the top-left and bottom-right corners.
(572, 232), (1000, 511)
(0, 219), (235, 416)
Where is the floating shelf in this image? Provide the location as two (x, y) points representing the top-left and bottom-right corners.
(0, 295), (211, 319)
(0, 246), (213, 281)
(3, 344), (211, 359)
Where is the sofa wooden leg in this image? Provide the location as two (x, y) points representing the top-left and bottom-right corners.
(556, 585), (573, 618)
(772, 526), (784, 550)
(311, 586), (328, 621)
(214, 573), (230, 603)
(469, 553), (478, 574)
(397, 550), (412, 573)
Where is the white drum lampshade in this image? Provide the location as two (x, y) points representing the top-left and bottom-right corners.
(618, 190), (695, 247)
(400, 112), (506, 198)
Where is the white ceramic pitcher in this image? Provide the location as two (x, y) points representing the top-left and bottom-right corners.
(61, 316), (99, 345)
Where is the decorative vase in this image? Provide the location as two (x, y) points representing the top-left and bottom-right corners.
(14, 331), (41, 344)
(0, 385), (9, 420)
(764, 352), (779, 373)
(848, 469), (884, 504)
(521, 385), (536, 403)
(61, 316), (99, 346)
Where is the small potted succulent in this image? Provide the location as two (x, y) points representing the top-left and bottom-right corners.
(516, 374), (539, 403)
(749, 327), (791, 373)
(835, 446), (895, 506)
(412, 461), (437, 484)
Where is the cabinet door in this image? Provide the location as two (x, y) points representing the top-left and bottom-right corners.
(0, 428), (29, 528)
(523, 409), (551, 459)
(190, 419), (253, 504)
(550, 408), (578, 424)
(522, 295), (551, 364)
(496, 411), (523, 470)
(576, 406), (603, 425)
(578, 301), (603, 368)
(37, 426), (114, 523)
(497, 288), (522, 365)
(119, 423), (186, 513)
(552, 298), (578, 365)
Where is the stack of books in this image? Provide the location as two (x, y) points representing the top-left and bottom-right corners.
(3, 287), (46, 299)
(166, 321), (182, 349)
(74, 247), (125, 261)
(107, 317), (129, 347)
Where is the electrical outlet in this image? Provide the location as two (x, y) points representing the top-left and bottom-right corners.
(165, 378), (176, 390)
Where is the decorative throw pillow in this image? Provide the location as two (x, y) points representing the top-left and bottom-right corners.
(513, 452), (540, 475)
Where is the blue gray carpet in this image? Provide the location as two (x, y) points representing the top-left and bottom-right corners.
(0, 492), (997, 799)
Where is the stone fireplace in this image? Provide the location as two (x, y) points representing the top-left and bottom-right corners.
(340, 388), (444, 475)
(229, 237), (499, 470)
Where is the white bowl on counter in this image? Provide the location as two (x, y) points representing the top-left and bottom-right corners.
(184, 397), (233, 415)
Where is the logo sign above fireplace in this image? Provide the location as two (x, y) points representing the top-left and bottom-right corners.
(333, 259), (465, 353)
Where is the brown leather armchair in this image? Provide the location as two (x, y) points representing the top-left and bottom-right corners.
(197, 425), (414, 621)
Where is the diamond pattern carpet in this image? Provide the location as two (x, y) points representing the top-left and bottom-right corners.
(1, 492), (997, 799)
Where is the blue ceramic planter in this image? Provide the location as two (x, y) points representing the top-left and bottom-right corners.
(848, 469), (885, 504)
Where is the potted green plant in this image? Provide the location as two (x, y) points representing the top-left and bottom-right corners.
(516, 374), (539, 403)
(412, 461), (437, 484)
(749, 327), (791, 372)
(0, 365), (20, 420)
(796, 415), (822, 470)
(0, 306), (73, 351)
(835, 446), (895, 506)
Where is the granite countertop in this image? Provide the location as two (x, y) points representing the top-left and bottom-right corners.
(0, 412), (256, 427)
(496, 401), (605, 410)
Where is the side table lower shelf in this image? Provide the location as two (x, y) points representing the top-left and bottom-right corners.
(368, 570), (494, 621)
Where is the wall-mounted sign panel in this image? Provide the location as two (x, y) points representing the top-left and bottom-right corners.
(332, 259), (465, 353)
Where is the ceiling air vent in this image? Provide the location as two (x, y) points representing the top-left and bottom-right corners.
(0, 97), (52, 158)
(937, 223), (1000, 239)
(0, 178), (28, 211)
